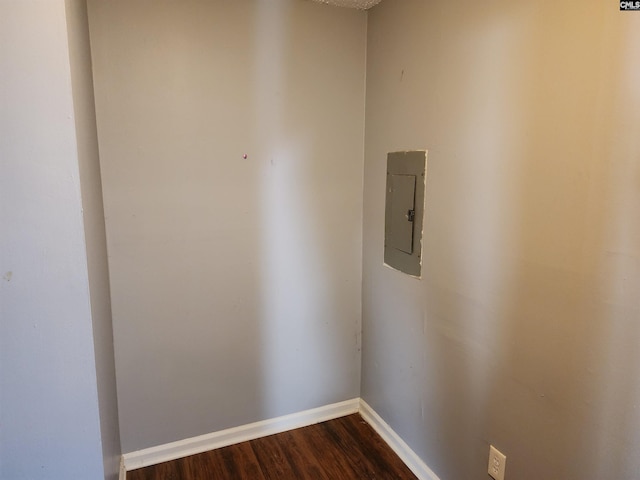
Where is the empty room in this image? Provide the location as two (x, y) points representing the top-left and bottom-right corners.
(2, 0), (640, 479)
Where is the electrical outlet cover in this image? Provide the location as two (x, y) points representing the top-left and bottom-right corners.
(488, 445), (506, 480)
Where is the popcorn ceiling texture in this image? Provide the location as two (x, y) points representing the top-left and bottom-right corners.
(311, 0), (382, 9)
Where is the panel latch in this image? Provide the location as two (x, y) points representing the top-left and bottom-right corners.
(406, 209), (415, 222)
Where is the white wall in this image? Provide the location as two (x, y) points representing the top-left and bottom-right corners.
(362, 1), (640, 479)
(65, 0), (121, 478)
(88, 0), (367, 453)
(0, 1), (106, 478)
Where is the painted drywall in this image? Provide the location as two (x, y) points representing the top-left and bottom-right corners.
(0, 1), (105, 478)
(87, 0), (366, 453)
(362, 1), (640, 479)
(65, 0), (121, 478)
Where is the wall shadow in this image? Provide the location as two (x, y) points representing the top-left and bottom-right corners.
(252, 0), (365, 419)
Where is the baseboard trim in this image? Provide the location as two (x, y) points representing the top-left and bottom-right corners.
(123, 398), (360, 471)
(118, 455), (126, 480)
(359, 399), (441, 480)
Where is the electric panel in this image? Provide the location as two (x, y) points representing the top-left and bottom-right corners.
(384, 150), (426, 277)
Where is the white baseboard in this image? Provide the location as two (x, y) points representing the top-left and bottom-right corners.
(359, 399), (441, 480)
(118, 455), (126, 480)
(123, 398), (360, 471)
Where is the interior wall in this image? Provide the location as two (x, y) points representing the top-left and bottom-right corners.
(87, 0), (367, 453)
(65, 0), (121, 478)
(0, 1), (105, 478)
(362, 1), (640, 479)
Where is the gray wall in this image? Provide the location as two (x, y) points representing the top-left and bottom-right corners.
(0, 0), (106, 478)
(87, 0), (367, 453)
(362, 1), (640, 479)
(65, 0), (121, 478)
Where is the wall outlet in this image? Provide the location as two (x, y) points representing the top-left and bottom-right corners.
(488, 445), (506, 480)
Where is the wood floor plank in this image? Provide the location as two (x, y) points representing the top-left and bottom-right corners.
(128, 459), (179, 480)
(127, 414), (418, 480)
(273, 428), (332, 480)
(321, 415), (393, 478)
(333, 415), (418, 479)
(249, 434), (297, 479)
(295, 419), (364, 479)
(177, 450), (231, 480)
(213, 442), (267, 480)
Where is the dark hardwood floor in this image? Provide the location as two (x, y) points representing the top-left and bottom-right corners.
(128, 414), (419, 480)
